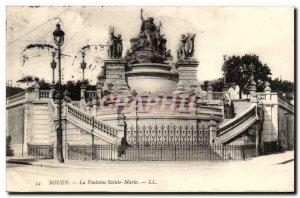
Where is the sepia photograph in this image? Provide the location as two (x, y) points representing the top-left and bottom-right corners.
(5, 6), (295, 192)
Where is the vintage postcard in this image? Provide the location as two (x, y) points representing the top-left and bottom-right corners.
(6, 6), (294, 192)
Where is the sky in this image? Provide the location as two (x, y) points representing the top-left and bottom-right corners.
(6, 6), (294, 87)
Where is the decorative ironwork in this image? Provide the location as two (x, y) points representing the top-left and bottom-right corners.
(67, 143), (257, 161)
(27, 144), (53, 159)
(127, 125), (209, 146)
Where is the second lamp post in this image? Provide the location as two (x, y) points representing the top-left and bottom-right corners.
(53, 23), (65, 163)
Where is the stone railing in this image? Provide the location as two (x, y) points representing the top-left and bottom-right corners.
(39, 90), (50, 99)
(212, 92), (224, 100)
(6, 91), (26, 106)
(217, 104), (257, 136)
(66, 103), (118, 138)
(84, 90), (98, 101)
(256, 92), (294, 113)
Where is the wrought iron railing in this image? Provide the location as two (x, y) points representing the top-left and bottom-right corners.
(67, 144), (256, 161)
(27, 144), (53, 158)
(127, 125), (210, 146)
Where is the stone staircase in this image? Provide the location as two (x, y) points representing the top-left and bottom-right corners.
(216, 103), (258, 144)
(48, 99), (120, 145)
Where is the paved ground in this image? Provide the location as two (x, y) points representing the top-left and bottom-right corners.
(6, 151), (294, 192)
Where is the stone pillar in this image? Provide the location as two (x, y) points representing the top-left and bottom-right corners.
(34, 83), (40, 100)
(96, 83), (103, 99)
(49, 84), (55, 99)
(264, 82), (272, 101)
(116, 113), (126, 145)
(103, 59), (130, 92)
(92, 97), (97, 117)
(175, 60), (199, 91)
(207, 83), (213, 100)
(250, 82), (257, 103)
(80, 84), (86, 101)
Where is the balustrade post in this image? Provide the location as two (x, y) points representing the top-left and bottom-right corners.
(117, 113), (126, 145)
(207, 84), (213, 100)
(264, 82), (272, 101)
(250, 80), (257, 103)
(92, 97), (97, 117)
(96, 83), (103, 99)
(80, 84), (86, 102)
(34, 83), (40, 100)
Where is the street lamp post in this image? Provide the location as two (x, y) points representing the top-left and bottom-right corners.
(51, 50), (57, 85)
(80, 52), (87, 81)
(53, 23), (65, 163)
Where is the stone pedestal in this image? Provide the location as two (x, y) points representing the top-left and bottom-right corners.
(175, 60), (199, 91)
(102, 59), (130, 92)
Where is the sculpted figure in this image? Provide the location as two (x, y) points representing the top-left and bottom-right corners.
(116, 34), (123, 59)
(107, 26), (117, 59)
(107, 26), (123, 59)
(177, 33), (196, 60)
(185, 33), (196, 58)
(140, 9), (157, 48)
(177, 34), (187, 60)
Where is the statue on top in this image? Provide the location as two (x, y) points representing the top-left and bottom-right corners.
(125, 9), (172, 64)
(107, 26), (123, 59)
(177, 33), (196, 60)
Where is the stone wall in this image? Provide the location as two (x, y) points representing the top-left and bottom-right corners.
(7, 105), (24, 156)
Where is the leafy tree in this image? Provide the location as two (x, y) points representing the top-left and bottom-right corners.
(270, 77), (294, 101)
(201, 78), (224, 92)
(222, 54), (272, 99)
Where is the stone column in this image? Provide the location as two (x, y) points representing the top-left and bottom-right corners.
(264, 82), (272, 101)
(116, 113), (126, 145)
(92, 97), (98, 117)
(250, 82), (257, 103)
(175, 60), (199, 91)
(34, 83), (40, 100)
(80, 84), (86, 101)
(207, 83), (213, 100)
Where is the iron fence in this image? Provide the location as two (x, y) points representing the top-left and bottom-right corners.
(67, 144), (257, 161)
(127, 125), (210, 146)
(27, 144), (53, 159)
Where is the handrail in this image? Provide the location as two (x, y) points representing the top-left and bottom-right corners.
(66, 103), (118, 137)
(6, 91), (26, 101)
(218, 104), (257, 135)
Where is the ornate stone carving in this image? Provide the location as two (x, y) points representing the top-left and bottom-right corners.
(125, 9), (172, 64)
(107, 26), (123, 59)
(177, 33), (196, 60)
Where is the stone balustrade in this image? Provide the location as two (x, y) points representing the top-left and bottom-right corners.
(39, 90), (50, 99)
(66, 103), (118, 138)
(256, 92), (294, 113)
